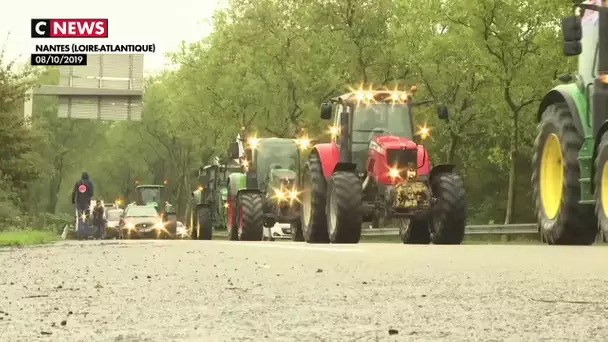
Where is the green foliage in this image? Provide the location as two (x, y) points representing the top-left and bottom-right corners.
(2, 0), (577, 226)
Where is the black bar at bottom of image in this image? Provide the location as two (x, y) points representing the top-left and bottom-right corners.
(30, 53), (88, 66)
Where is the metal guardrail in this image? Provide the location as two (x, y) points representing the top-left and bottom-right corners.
(361, 223), (538, 236)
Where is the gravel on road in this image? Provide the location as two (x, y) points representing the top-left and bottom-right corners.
(1, 240), (607, 341)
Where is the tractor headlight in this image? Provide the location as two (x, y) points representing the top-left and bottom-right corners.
(224, 202), (229, 208)
(389, 168), (400, 179)
(275, 189), (286, 200)
(125, 222), (135, 229)
(289, 190), (298, 200)
(154, 221), (164, 229)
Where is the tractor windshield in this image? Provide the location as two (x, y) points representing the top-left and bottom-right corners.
(352, 103), (413, 170)
(139, 188), (161, 206)
(256, 139), (299, 188)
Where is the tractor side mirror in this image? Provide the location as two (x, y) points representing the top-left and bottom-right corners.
(562, 16), (582, 56)
(228, 141), (239, 159)
(320, 103), (332, 120)
(562, 16), (582, 41)
(437, 105), (449, 121)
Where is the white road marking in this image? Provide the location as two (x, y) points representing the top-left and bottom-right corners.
(211, 241), (369, 253)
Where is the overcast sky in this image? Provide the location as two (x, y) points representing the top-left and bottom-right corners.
(0, 0), (228, 75)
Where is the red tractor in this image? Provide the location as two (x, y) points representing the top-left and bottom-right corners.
(299, 87), (467, 244)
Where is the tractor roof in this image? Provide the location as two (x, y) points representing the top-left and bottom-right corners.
(332, 90), (413, 104)
(136, 185), (164, 189)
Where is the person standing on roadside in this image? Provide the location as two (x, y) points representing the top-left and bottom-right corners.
(71, 172), (95, 223)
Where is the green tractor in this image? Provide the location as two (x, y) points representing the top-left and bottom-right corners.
(189, 157), (242, 240)
(224, 134), (309, 241)
(533, 0), (608, 245)
(134, 184), (178, 237)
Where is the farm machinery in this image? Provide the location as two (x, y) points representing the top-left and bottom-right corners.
(300, 86), (467, 244)
(225, 134), (310, 241)
(133, 184), (178, 237)
(532, 0), (608, 244)
(189, 157), (242, 240)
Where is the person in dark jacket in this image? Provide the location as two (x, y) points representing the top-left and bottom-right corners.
(92, 200), (105, 239)
(72, 172), (94, 211)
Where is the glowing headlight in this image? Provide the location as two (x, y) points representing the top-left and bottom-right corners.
(247, 137), (260, 149)
(389, 168), (400, 179)
(125, 222), (135, 229)
(275, 190), (286, 199)
(289, 191), (298, 199)
(224, 202), (229, 208)
(154, 221), (164, 229)
(296, 138), (311, 149)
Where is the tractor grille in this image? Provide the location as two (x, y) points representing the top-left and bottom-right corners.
(386, 148), (417, 178)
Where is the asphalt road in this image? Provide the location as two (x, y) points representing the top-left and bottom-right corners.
(1, 240), (607, 341)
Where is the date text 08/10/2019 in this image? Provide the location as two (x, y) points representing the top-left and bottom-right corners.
(30, 54), (87, 66)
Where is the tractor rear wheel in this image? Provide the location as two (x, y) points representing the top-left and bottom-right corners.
(237, 192), (264, 241)
(430, 173), (466, 244)
(399, 218), (431, 244)
(326, 172), (363, 243)
(301, 152), (330, 243)
(593, 131), (608, 242)
(197, 206), (213, 240)
(532, 103), (596, 245)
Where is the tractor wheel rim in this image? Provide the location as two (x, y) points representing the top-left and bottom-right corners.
(329, 190), (338, 235)
(602, 163), (608, 217)
(539, 134), (564, 220)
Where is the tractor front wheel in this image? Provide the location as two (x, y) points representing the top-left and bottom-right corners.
(326, 172), (363, 243)
(532, 103), (596, 245)
(301, 152), (330, 243)
(197, 206), (213, 240)
(237, 192), (264, 241)
(429, 173), (466, 244)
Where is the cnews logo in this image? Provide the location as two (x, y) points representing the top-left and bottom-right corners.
(31, 19), (108, 38)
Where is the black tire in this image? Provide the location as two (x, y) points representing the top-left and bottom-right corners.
(291, 220), (304, 242)
(197, 206), (213, 240)
(399, 218), (431, 244)
(301, 152), (330, 243)
(594, 131), (608, 243)
(532, 103), (597, 245)
(430, 173), (466, 244)
(326, 172), (363, 243)
(237, 192), (264, 241)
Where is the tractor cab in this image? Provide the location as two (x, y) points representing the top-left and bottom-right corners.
(321, 88), (449, 183)
(248, 138), (300, 192)
(135, 185), (169, 214)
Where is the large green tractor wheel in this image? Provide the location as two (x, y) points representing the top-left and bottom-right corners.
(532, 103), (597, 245)
(237, 192), (264, 241)
(300, 152), (330, 243)
(326, 171), (363, 244)
(196, 206), (213, 240)
(593, 131), (608, 242)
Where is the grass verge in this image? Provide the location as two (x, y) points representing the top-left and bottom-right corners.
(0, 231), (60, 247)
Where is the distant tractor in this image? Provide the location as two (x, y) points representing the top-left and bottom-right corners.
(225, 135), (309, 242)
(532, 0), (608, 245)
(189, 158), (241, 240)
(134, 184), (178, 238)
(300, 87), (466, 244)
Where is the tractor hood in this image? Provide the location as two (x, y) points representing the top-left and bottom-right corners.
(374, 135), (417, 152)
(268, 169), (298, 188)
